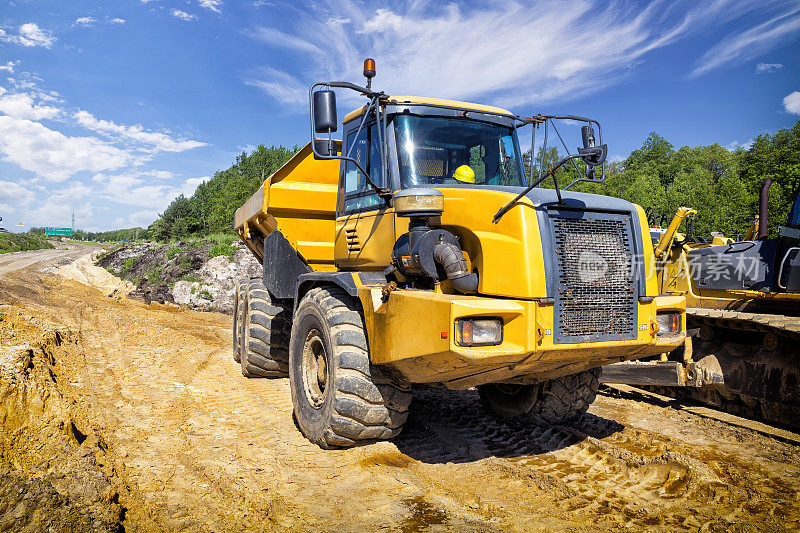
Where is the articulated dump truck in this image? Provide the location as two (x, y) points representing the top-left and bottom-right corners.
(603, 183), (800, 429)
(232, 59), (686, 448)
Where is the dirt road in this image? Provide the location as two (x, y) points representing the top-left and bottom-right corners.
(1, 248), (799, 531)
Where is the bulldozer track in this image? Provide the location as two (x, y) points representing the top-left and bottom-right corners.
(665, 308), (800, 430)
(688, 307), (800, 339)
(1, 249), (799, 531)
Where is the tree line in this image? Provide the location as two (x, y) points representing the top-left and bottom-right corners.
(527, 119), (799, 239)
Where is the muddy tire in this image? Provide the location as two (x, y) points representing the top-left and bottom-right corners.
(478, 368), (601, 425)
(289, 286), (411, 449)
(240, 278), (291, 378)
(232, 279), (245, 363)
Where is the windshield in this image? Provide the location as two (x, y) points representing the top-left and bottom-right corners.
(394, 115), (526, 188)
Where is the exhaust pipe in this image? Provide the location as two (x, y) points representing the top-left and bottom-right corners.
(758, 178), (771, 239)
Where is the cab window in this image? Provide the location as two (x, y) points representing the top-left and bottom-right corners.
(343, 123), (384, 213)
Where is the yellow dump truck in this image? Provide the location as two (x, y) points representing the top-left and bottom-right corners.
(233, 60), (686, 448)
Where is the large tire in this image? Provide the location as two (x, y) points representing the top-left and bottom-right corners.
(232, 279), (245, 363)
(240, 278), (292, 378)
(478, 368), (601, 425)
(289, 286), (412, 448)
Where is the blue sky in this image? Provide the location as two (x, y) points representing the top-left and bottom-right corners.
(0, 0), (798, 232)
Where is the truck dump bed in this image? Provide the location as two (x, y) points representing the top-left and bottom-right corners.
(234, 141), (340, 271)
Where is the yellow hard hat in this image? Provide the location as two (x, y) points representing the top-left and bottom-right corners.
(453, 165), (475, 183)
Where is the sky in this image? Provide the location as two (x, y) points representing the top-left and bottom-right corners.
(0, 0), (798, 233)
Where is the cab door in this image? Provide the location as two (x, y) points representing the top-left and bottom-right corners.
(335, 122), (396, 271)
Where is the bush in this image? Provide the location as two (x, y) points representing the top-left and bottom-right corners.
(0, 233), (55, 254)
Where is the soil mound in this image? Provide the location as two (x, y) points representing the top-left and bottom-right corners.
(96, 239), (261, 313)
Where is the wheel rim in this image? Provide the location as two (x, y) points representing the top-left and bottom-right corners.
(301, 329), (328, 409)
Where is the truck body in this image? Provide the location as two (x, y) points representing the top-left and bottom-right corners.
(232, 72), (686, 448)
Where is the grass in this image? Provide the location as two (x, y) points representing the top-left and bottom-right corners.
(144, 266), (163, 284)
(0, 233), (55, 254)
(198, 288), (213, 300)
(166, 245), (181, 259)
(208, 242), (235, 259)
(119, 258), (136, 278)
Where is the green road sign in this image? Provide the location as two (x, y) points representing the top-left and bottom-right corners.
(45, 227), (72, 236)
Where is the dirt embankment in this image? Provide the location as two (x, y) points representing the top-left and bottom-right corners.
(0, 306), (122, 532)
(96, 239), (261, 314)
(1, 249), (799, 531)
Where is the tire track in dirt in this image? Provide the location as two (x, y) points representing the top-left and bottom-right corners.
(2, 254), (799, 532)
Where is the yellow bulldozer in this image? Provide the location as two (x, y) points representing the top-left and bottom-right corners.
(602, 181), (800, 429)
(232, 59), (686, 448)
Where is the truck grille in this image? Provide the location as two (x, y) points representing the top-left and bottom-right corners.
(551, 213), (637, 343)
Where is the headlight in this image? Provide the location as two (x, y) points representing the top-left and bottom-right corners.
(457, 318), (503, 346)
(656, 312), (682, 335)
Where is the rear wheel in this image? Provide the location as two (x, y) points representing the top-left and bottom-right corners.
(289, 286), (411, 448)
(240, 278), (292, 378)
(478, 368), (601, 425)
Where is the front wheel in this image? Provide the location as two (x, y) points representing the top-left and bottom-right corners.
(478, 368), (601, 425)
(289, 286), (411, 448)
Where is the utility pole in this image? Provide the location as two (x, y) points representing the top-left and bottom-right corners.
(72, 211), (75, 235)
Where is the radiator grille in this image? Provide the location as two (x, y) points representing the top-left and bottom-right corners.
(552, 213), (636, 343)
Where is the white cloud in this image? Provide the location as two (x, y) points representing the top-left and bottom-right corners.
(198, 0), (222, 13)
(0, 61), (18, 73)
(691, 6), (800, 77)
(756, 62), (782, 73)
(171, 9), (196, 22)
(93, 173), (207, 208)
(0, 179), (35, 205)
(244, 68), (306, 105)
(725, 138), (753, 151)
(327, 16), (350, 26)
(109, 18), (126, 24)
(245, 27), (322, 54)
(2, 23), (57, 48)
(784, 91), (800, 115)
(359, 9), (403, 33)
(26, 181), (94, 228)
(0, 115), (132, 181)
(127, 209), (160, 228)
(73, 110), (207, 153)
(0, 91), (60, 120)
(246, 0), (774, 110)
(73, 17), (96, 27)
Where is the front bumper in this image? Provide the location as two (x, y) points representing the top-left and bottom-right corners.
(360, 287), (686, 389)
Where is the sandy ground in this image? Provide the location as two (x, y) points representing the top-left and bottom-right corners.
(1, 246), (799, 532)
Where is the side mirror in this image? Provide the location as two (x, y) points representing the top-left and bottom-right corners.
(578, 124), (606, 179)
(313, 90), (337, 134)
(581, 125), (595, 149)
(314, 138), (337, 157)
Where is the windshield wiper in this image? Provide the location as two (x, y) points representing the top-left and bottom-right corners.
(492, 149), (602, 223)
